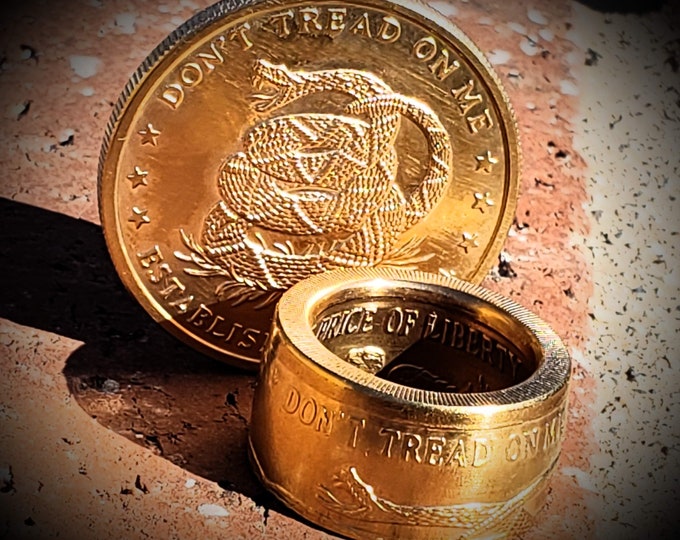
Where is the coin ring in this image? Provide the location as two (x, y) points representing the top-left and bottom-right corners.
(249, 267), (571, 539)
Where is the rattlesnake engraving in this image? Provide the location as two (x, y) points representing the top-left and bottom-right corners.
(317, 466), (541, 539)
(178, 59), (452, 298)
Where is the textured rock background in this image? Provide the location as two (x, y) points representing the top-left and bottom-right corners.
(1, 0), (678, 538)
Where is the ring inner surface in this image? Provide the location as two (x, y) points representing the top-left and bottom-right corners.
(312, 291), (539, 393)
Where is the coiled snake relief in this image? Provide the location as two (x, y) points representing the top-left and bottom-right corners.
(178, 59), (452, 298)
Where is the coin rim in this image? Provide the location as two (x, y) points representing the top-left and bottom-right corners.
(275, 266), (570, 410)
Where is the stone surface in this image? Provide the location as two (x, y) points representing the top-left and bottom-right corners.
(0, 0), (677, 538)
(570, 3), (680, 537)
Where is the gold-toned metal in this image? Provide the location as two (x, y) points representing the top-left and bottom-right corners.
(249, 268), (570, 539)
(99, 0), (520, 368)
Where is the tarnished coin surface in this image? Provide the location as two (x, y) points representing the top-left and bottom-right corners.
(99, 0), (520, 369)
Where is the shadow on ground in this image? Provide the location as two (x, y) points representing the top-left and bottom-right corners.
(0, 198), (293, 516)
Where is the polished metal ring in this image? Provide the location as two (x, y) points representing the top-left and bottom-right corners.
(249, 268), (570, 539)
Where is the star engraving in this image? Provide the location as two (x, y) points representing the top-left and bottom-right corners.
(127, 166), (149, 188)
(458, 232), (479, 253)
(128, 207), (150, 229)
(472, 192), (495, 213)
(138, 123), (160, 146)
(475, 150), (498, 173)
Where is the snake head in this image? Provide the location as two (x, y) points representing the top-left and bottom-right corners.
(317, 468), (375, 516)
(251, 59), (304, 113)
(345, 346), (386, 374)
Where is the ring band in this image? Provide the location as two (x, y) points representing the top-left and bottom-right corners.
(249, 268), (570, 539)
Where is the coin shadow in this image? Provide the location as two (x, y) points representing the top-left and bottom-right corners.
(0, 198), (321, 526)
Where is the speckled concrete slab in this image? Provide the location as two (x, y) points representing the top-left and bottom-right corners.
(570, 3), (680, 537)
(1, 0), (677, 538)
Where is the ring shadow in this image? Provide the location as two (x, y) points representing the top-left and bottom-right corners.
(0, 198), (312, 525)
